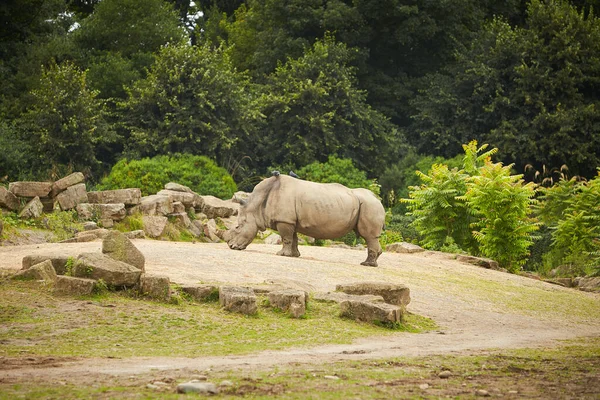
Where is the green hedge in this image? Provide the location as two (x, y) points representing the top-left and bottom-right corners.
(97, 154), (237, 198)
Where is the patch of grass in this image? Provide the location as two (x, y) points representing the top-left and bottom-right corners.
(113, 212), (144, 233)
(0, 281), (420, 358)
(0, 211), (82, 242)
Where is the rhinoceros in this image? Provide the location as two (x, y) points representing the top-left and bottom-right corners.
(223, 174), (386, 266)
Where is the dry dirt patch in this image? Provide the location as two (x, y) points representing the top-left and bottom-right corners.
(0, 240), (599, 382)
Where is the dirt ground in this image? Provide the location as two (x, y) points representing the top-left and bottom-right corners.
(1, 240), (599, 384)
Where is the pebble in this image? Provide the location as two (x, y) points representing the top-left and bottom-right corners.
(476, 389), (490, 397)
(323, 375), (340, 380)
(219, 380), (234, 387)
(419, 383), (430, 390)
(191, 375), (208, 381)
(177, 382), (219, 394)
(146, 384), (160, 390)
(438, 370), (452, 379)
(152, 381), (169, 387)
(508, 390), (518, 394)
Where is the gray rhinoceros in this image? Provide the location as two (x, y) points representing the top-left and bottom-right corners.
(223, 174), (386, 266)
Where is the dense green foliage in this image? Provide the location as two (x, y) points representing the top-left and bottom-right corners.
(296, 156), (374, 190)
(97, 154), (237, 198)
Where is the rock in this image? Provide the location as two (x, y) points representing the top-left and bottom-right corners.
(54, 276), (96, 296)
(39, 197), (55, 213)
(77, 228), (110, 240)
(201, 195), (236, 219)
(187, 220), (203, 237)
(475, 389), (490, 397)
(232, 191), (250, 204)
(219, 286), (257, 315)
(133, 194), (174, 216)
(339, 300), (403, 324)
(87, 188), (141, 205)
(0, 219), (3, 237)
(12, 260), (57, 282)
(22, 255), (72, 275)
(176, 382), (219, 394)
(51, 172), (85, 195)
(181, 285), (219, 302)
(219, 380), (234, 387)
(202, 219), (222, 242)
(336, 282), (411, 307)
(456, 255), (500, 270)
(312, 292), (385, 304)
(386, 242), (425, 253)
(139, 274), (170, 301)
(0, 186), (20, 211)
(102, 231), (145, 271)
(142, 216), (168, 238)
(219, 216), (238, 230)
(268, 289), (308, 318)
(576, 276), (600, 292)
(439, 370), (452, 379)
(419, 383), (430, 390)
(544, 278), (574, 288)
(324, 375), (340, 380)
(164, 182), (194, 193)
(264, 233), (282, 245)
(75, 232), (100, 242)
(83, 221), (98, 231)
(172, 201), (185, 214)
(157, 189), (203, 209)
(9, 181), (52, 198)
(19, 196), (44, 219)
(100, 218), (114, 228)
(76, 203), (126, 221)
(125, 230), (145, 239)
(74, 253), (142, 287)
(195, 212), (208, 221)
(169, 212), (192, 228)
(56, 183), (88, 211)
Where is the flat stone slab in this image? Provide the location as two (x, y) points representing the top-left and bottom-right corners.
(181, 285), (219, 302)
(9, 181), (52, 198)
(131, 195), (174, 216)
(52, 172), (85, 195)
(54, 275), (96, 296)
(340, 300), (403, 324)
(87, 188), (141, 206)
(386, 242), (425, 253)
(22, 254), (73, 275)
(336, 282), (411, 307)
(312, 292), (385, 304)
(74, 253), (142, 287)
(12, 260), (57, 282)
(219, 286), (257, 315)
(456, 255), (500, 270)
(200, 195), (236, 219)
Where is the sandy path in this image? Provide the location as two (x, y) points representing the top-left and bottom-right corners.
(1, 240), (599, 379)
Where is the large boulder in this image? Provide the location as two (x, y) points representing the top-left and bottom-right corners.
(131, 194), (173, 216)
(386, 242), (425, 254)
(74, 253), (142, 287)
(56, 183), (88, 211)
(54, 276), (96, 296)
(102, 231), (145, 271)
(201, 195), (236, 219)
(76, 203), (126, 221)
(139, 274), (170, 301)
(157, 189), (203, 210)
(340, 300), (403, 324)
(0, 186), (20, 211)
(22, 254), (73, 275)
(87, 188), (141, 206)
(219, 286), (257, 315)
(268, 289), (307, 318)
(336, 282), (411, 307)
(51, 172), (85, 196)
(19, 196), (44, 219)
(12, 260), (57, 282)
(9, 181), (52, 198)
(142, 216), (168, 238)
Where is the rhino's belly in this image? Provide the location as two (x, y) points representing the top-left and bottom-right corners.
(293, 196), (359, 239)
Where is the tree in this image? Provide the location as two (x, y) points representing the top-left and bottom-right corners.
(258, 36), (406, 176)
(16, 61), (115, 179)
(411, 0), (600, 178)
(122, 43), (259, 164)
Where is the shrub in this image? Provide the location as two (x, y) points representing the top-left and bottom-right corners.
(97, 154), (237, 198)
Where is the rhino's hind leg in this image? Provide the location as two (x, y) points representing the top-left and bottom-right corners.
(361, 238), (382, 267)
(276, 222), (301, 257)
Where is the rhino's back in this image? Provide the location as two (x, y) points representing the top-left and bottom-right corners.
(266, 177), (360, 238)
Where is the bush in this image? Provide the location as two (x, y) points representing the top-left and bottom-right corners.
(97, 154), (237, 198)
(296, 155), (379, 194)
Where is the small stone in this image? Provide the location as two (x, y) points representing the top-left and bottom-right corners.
(219, 380), (234, 387)
(419, 383), (429, 390)
(438, 370), (452, 379)
(19, 196), (44, 219)
(219, 286), (257, 315)
(153, 381), (169, 386)
(83, 221), (98, 231)
(323, 375), (340, 380)
(139, 274), (171, 301)
(508, 390), (518, 394)
(476, 389), (490, 397)
(191, 375), (208, 381)
(146, 384), (160, 390)
(176, 382), (219, 394)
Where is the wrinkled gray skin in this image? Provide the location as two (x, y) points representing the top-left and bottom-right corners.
(224, 175), (386, 266)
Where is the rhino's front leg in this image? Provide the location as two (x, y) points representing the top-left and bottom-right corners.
(276, 222), (301, 257)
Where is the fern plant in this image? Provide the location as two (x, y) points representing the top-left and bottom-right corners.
(463, 160), (539, 272)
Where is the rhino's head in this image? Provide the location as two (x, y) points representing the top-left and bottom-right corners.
(225, 199), (258, 251)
